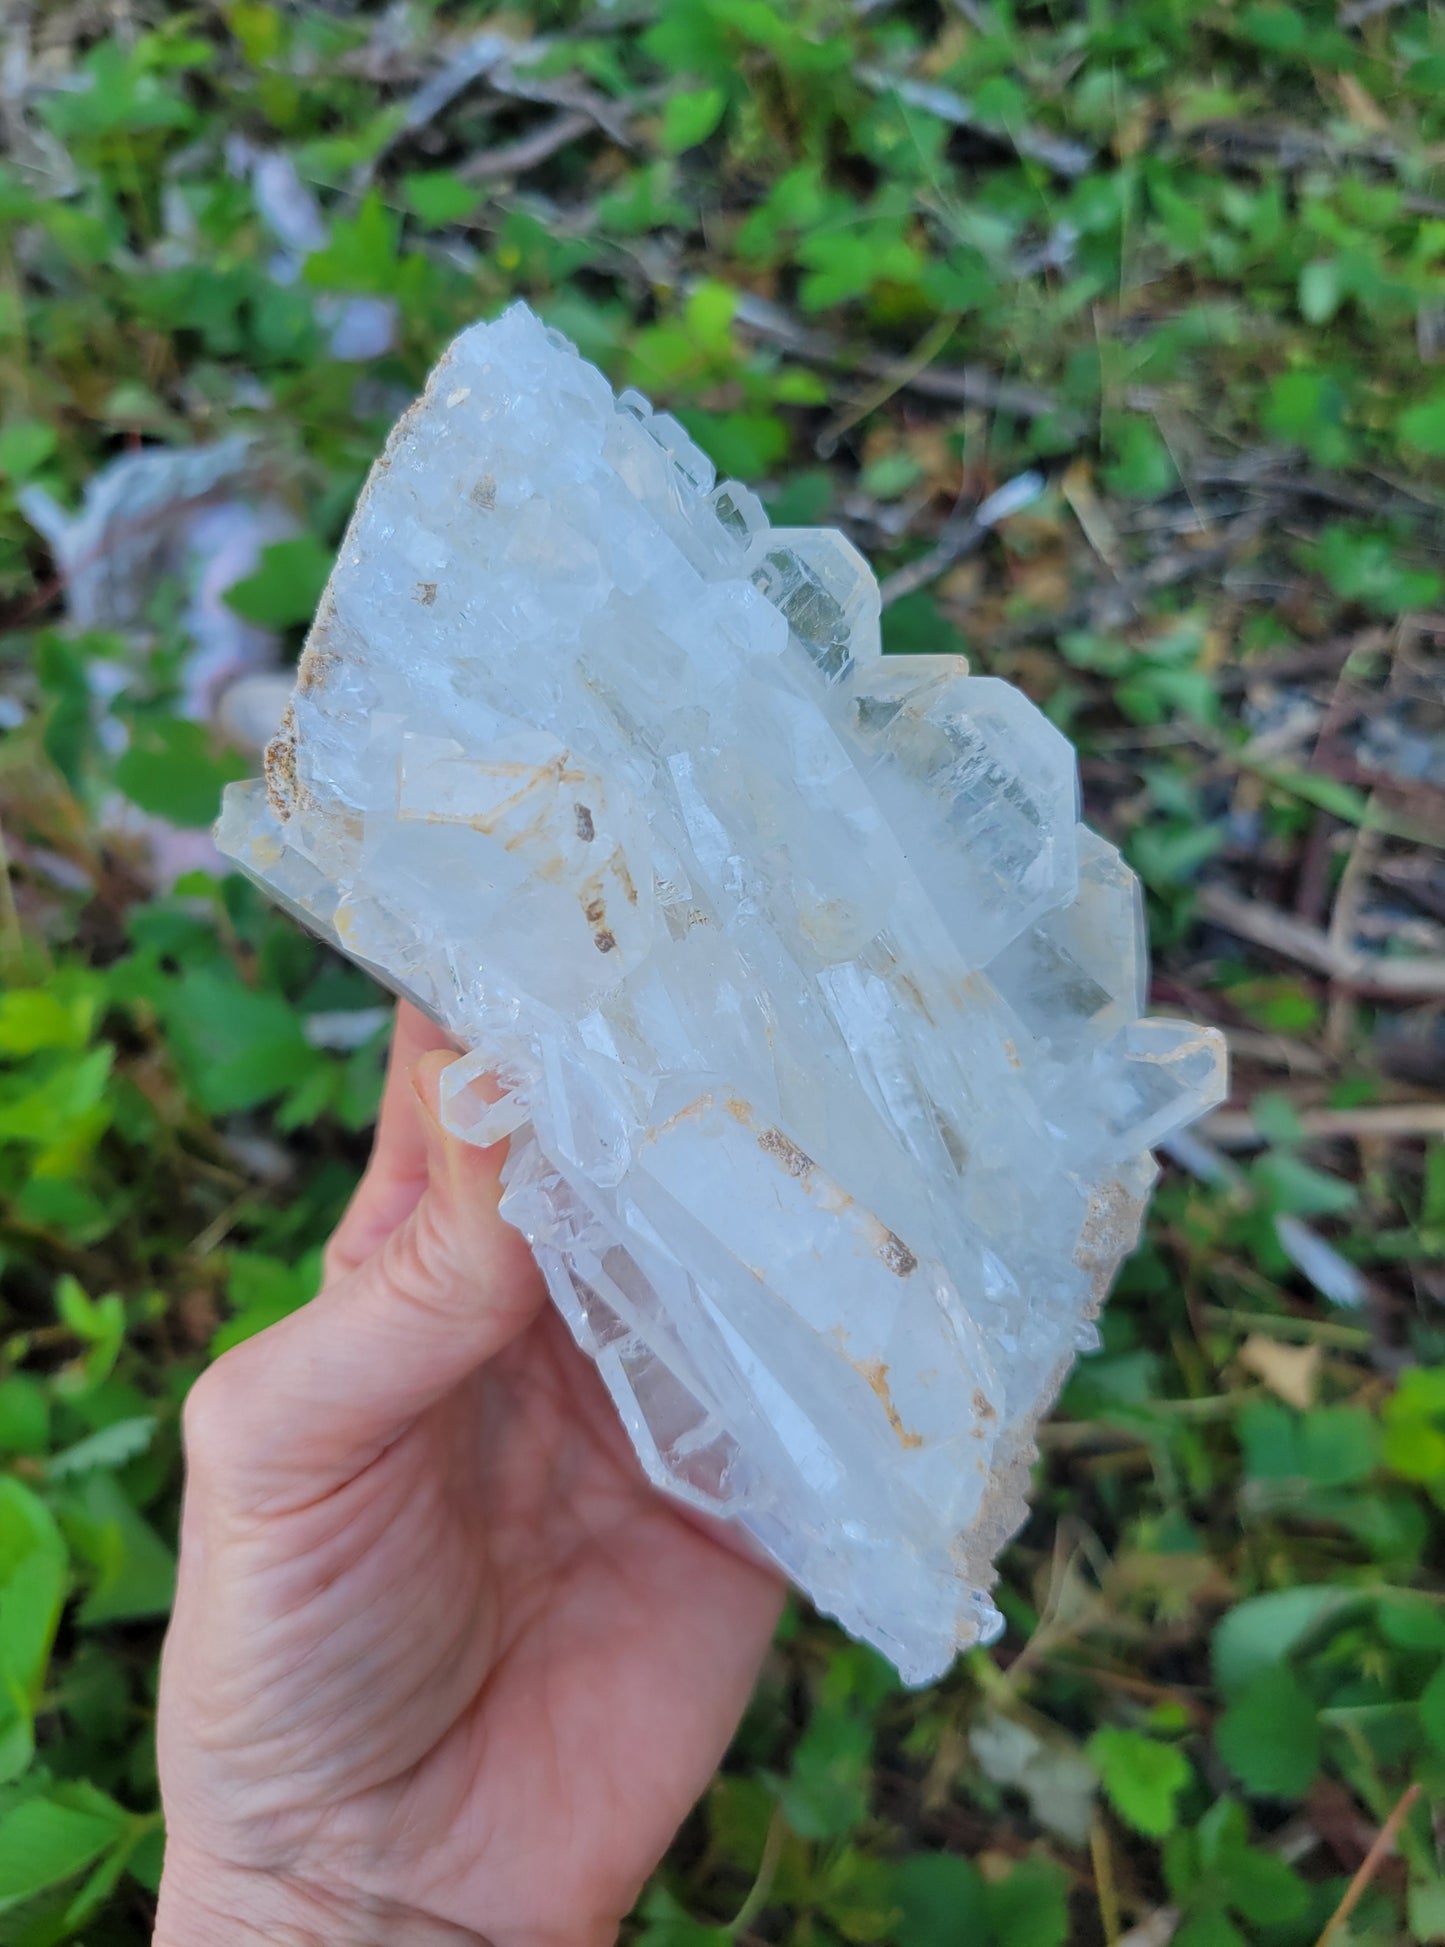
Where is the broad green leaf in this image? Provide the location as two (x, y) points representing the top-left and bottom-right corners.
(1215, 1668), (1320, 1797)
(1213, 1587), (1359, 1696)
(634, 1885), (732, 1946)
(778, 1701), (873, 1840)
(982, 1856), (1070, 1947)
(0, 1045), (112, 1144)
(0, 419), (58, 482)
(402, 170), (479, 228)
(661, 86), (728, 153)
(68, 1473), (176, 1626)
(114, 717), (248, 828)
(891, 1854), (988, 1947)
(224, 534), (332, 629)
(1241, 5), (1307, 52)
(47, 1416), (158, 1480)
(0, 1377), (50, 1456)
(302, 190), (399, 293)
(161, 970), (317, 1115)
(1102, 417), (1175, 499)
(1298, 260), (1341, 324)
(1419, 1663), (1445, 1759)
(0, 1781), (129, 1912)
(0, 1478), (68, 1700)
(1089, 1726), (1191, 1837)
(1409, 1876), (1445, 1943)
(1251, 1151), (1357, 1219)
(1217, 1847), (1309, 1926)
(1399, 394), (1445, 459)
(1175, 1913), (1246, 1947)
(0, 985), (97, 1056)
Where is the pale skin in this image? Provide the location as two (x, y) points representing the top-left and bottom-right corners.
(155, 1004), (784, 1947)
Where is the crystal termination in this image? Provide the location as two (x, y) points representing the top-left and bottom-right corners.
(217, 305), (1226, 1683)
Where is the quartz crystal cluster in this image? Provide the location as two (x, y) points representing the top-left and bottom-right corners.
(216, 304), (1226, 1683)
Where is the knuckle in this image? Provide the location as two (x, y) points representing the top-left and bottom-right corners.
(391, 1191), (468, 1323)
(180, 1349), (252, 1472)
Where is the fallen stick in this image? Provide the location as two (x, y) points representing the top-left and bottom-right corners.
(1203, 1102), (1445, 1149)
(1198, 884), (1445, 998)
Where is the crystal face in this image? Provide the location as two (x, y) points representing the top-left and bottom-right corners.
(215, 303), (1226, 1684)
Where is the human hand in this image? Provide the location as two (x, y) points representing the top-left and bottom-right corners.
(155, 1004), (783, 1947)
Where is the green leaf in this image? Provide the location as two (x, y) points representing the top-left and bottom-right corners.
(0, 983), (99, 1055)
(1241, 5), (1308, 52)
(0, 1781), (129, 1912)
(675, 408), (788, 480)
(982, 1856), (1070, 1947)
(1298, 260), (1341, 325)
(1399, 393), (1445, 459)
(161, 969), (317, 1115)
(224, 533), (332, 629)
(0, 1478), (68, 1702)
(891, 1854), (988, 1947)
(69, 1472), (176, 1625)
(1102, 417), (1176, 499)
(1217, 1847), (1308, 1927)
(114, 717), (248, 828)
(302, 189), (399, 293)
(0, 1044), (112, 1144)
(0, 1378), (50, 1456)
(47, 1415), (157, 1480)
(1089, 1726), (1192, 1837)
(402, 170), (479, 228)
(1408, 1876), (1445, 1943)
(1251, 1150), (1357, 1219)
(1215, 1668), (1320, 1797)
(1316, 524), (1443, 616)
(1213, 1587), (1358, 1696)
(778, 1701), (873, 1839)
(1174, 1915), (1246, 1947)
(1298, 1407), (1377, 1487)
(1127, 821), (1225, 889)
(1419, 1663), (1445, 1759)
(0, 418), (58, 482)
(214, 1249), (322, 1353)
(1263, 370), (1350, 465)
(53, 1276), (125, 1395)
(660, 85), (728, 152)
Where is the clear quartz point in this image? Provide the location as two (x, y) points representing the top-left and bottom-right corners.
(215, 303), (1226, 1684)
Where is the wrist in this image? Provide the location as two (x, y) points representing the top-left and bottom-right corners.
(154, 1856), (493, 1947)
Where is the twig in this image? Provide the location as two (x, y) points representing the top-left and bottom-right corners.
(1339, 0), (1412, 23)
(815, 310), (961, 457)
(879, 513), (988, 607)
(856, 64), (1093, 177)
(460, 108), (597, 180)
(1197, 884), (1445, 998)
(1202, 1102), (1445, 1149)
(879, 471), (1046, 606)
(1200, 1307), (1371, 1349)
(1090, 1819), (1122, 1947)
(0, 814), (22, 976)
(729, 1803), (786, 1936)
(1325, 814), (1379, 1052)
(1116, 1908), (1179, 1947)
(728, 290), (1072, 424)
(1314, 1782), (1421, 1947)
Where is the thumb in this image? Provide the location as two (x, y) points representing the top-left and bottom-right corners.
(186, 1050), (548, 1503)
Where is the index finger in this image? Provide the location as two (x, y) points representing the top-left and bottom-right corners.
(323, 1001), (454, 1280)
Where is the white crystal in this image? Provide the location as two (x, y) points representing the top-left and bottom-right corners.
(215, 304), (1226, 1684)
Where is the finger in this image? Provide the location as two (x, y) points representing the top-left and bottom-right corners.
(190, 1051), (547, 1502)
(324, 1002), (456, 1280)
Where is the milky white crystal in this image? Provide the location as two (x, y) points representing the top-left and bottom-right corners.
(216, 303), (1226, 1684)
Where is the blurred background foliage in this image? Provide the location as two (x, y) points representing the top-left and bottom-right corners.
(1, 0), (1444, 1940)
